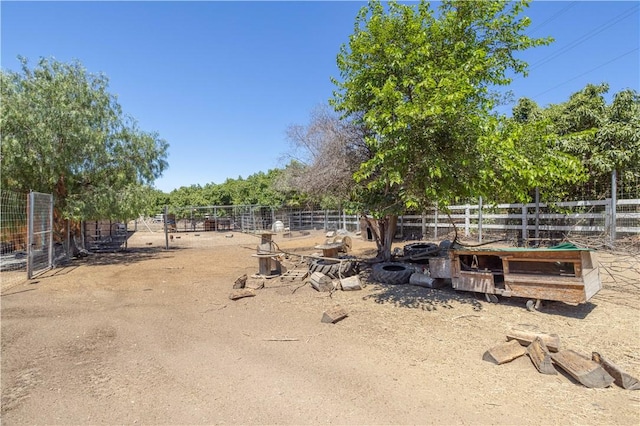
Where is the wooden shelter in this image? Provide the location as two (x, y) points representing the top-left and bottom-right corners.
(447, 244), (601, 306)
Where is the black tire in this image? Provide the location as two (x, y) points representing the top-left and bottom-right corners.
(438, 239), (453, 255)
(403, 242), (439, 262)
(371, 262), (414, 285)
(308, 258), (357, 279)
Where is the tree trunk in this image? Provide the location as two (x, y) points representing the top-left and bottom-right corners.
(380, 215), (397, 261)
(362, 214), (398, 261)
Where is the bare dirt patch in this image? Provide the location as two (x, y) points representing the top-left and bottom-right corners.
(2, 230), (639, 425)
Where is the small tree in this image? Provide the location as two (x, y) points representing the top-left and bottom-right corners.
(331, 0), (562, 259)
(281, 105), (370, 205)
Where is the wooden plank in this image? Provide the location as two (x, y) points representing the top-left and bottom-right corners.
(321, 306), (348, 323)
(452, 271), (495, 294)
(527, 337), (557, 375)
(507, 330), (561, 352)
(233, 274), (247, 289)
(428, 257), (452, 279)
(280, 269), (308, 282)
(229, 288), (256, 300)
(580, 250), (595, 269)
(340, 275), (362, 291)
(483, 340), (527, 365)
(583, 267), (602, 301)
(551, 350), (615, 388)
(592, 352), (640, 390)
(503, 276), (586, 304)
(505, 274), (583, 285)
(452, 249), (584, 263)
(310, 271), (333, 292)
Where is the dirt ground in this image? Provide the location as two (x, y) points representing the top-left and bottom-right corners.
(2, 230), (639, 425)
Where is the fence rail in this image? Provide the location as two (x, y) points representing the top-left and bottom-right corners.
(154, 197), (639, 248)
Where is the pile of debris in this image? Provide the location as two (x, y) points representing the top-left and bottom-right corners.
(484, 329), (639, 390)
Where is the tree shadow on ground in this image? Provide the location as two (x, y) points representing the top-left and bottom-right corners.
(363, 279), (484, 312)
(530, 300), (597, 319)
(362, 282), (598, 318)
(68, 246), (185, 267)
(361, 262), (598, 318)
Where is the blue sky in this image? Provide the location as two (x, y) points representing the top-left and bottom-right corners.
(2, 1), (638, 193)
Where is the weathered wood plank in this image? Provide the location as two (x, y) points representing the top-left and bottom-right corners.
(483, 340), (527, 365)
(280, 269), (308, 282)
(229, 288), (256, 300)
(340, 275), (362, 291)
(322, 306), (348, 324)
(507, 329), (561, 352)
(233, 274), (247, 289)
(527, 337), (557, 375)
(583, 267), (602, 302)
(551, 350), (615, 388)
(592, 352), (640, 390)
(310, 271), (333, 292)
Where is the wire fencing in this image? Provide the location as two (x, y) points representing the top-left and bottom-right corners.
(28, 191), (54, 278)
(1, 190), (28, 290)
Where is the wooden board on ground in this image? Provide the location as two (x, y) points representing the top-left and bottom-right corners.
(592, 352), (640, 390)
(322, 305), (348, 324)
(310, 271), (334, 292)
(340, 275), (362, 291)
(233, 274), (247, 289)
(507, 329), (561, 352)
(280, 269), (309, 282)
(551, 350), (615, 388)
(527, 337), (557, 375)
(229, 289), (256, 300)
(483, 339), (527, 365)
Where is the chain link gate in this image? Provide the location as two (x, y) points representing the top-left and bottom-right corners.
(0, 190), (28, 289)
(27, 191), (54, 279)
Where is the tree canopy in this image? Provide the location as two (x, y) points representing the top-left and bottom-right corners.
(332, 0), (564, 212)
(328, 0), (588, 258)
(1, 57), (169, 220)
(515, 84), (640, 199)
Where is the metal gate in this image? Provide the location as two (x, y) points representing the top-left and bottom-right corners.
(27, 191), (54, 279)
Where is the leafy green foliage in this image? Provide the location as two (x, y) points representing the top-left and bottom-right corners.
(332, 0), (554, 210)
(1, 57), (168, 221)
(165, 168), (291, 209)
(330, 0), (561, 258)
(518, 84), (640, 199)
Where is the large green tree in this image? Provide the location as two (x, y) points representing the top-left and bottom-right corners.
(1, 57), (169, 222)
(544, 84), (640, 198)
(331, 0), (580, 259)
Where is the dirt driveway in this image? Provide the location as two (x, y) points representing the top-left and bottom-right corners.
(2, 230), (639, 425)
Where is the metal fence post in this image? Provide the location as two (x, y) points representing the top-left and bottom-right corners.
(465, 205), (470, 237)
(478, 197), (483, 243)
(48, 194), (54, 268)
(434, 204), (438, 240)
(604, 200), (611, 238)
(534, 188), (540, 243)
(521, 204), (528, 246)
(27, 192), (34, 279)
(611, 170), (617, 245)
(164, 205), (169, 250)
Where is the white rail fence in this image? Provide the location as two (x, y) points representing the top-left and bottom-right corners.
(397, 198), (639, 245)
(157, 198), (639, 247)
